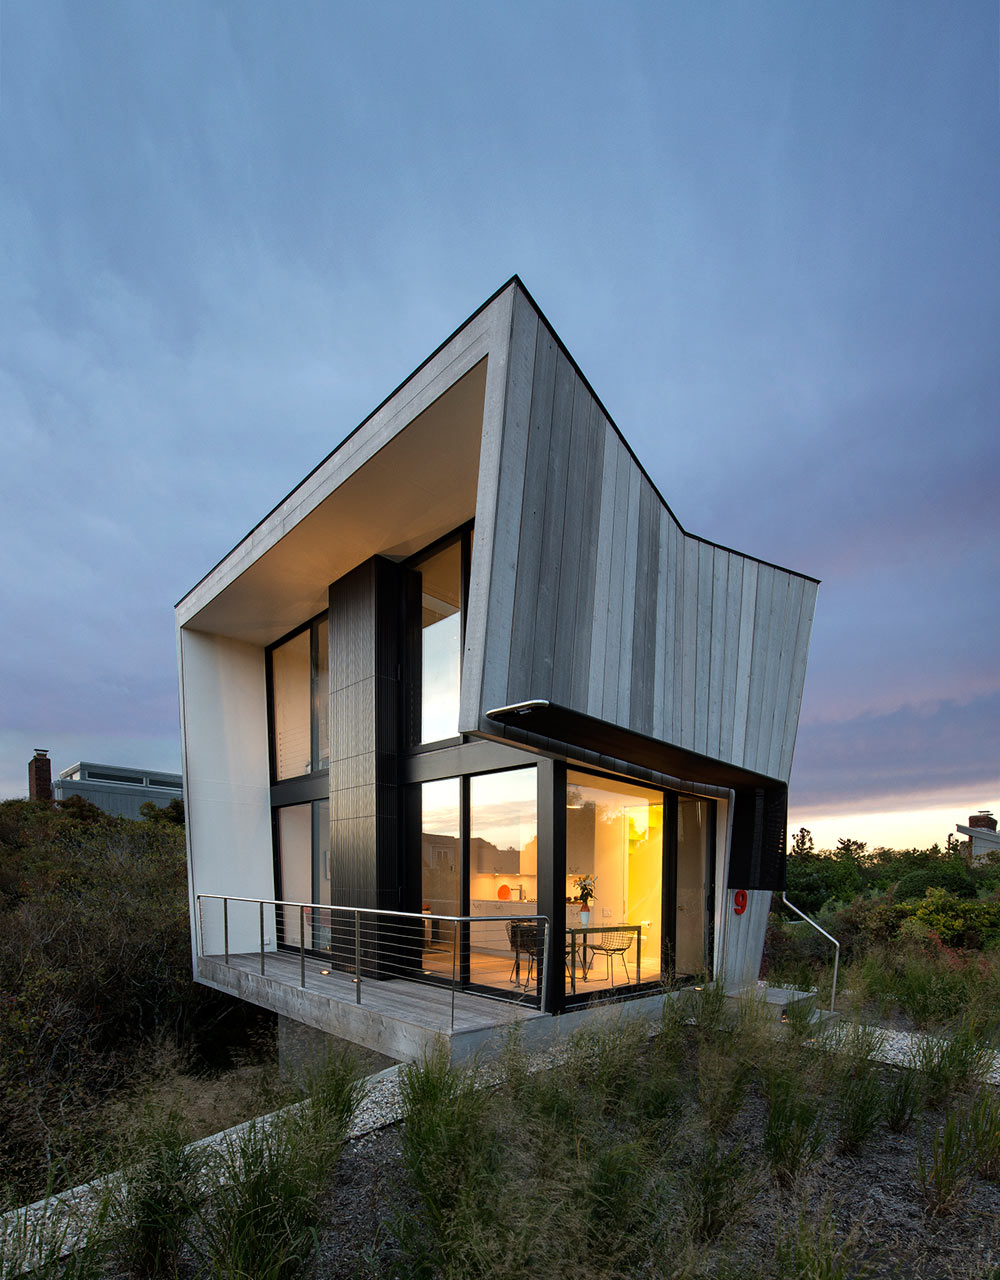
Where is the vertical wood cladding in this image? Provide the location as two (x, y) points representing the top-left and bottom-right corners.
(479, 289), (817, 787)
(329, 556), (407, 914)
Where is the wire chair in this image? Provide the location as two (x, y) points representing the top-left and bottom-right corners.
(586, 927), (634, 985)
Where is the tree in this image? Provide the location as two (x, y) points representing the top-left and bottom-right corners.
(789, 827), (815, 859)
(140, 797), (185, 826)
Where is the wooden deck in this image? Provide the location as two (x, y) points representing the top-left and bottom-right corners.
(198, 948), (543, 1061)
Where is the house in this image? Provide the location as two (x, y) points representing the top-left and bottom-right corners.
(27, 748), (183, 820)
(176, 277), (818, 1062)
(957, 811), (999, 864)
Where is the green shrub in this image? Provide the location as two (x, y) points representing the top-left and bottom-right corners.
(905, 888), (1000, 949)
(916, 1112), (972, 1215)
(896, 864), (976, 901)
(763, 1070), (826, 1183)
(884, 1066), (923, 1134)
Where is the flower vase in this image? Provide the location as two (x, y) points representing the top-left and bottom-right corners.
(580, 907), (590, 925)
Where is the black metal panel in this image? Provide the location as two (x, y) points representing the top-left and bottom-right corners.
(536, 757), (566, 1015)
(328, 556), (408, 975)
(728, 785), (787, 891)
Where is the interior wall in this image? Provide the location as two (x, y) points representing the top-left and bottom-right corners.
(178, 629), (274, 959)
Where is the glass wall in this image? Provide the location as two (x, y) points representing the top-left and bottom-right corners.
(675, 796), (710, 977)
(276, 799), (331, 949)
(566, 771), (663, 988)
(272, 631), (312, 779)
(414, 539), (462, 743)
(469, 769), (537, 905)
(420, 778), (461, 960)
(271, 617), (330, 778)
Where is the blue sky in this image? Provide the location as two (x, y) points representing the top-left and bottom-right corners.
(1, 1), (997, 847)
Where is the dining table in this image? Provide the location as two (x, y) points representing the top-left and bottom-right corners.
(565, 923), (641, 994)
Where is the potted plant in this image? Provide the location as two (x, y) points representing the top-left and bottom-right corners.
(575, 875), (596, 924)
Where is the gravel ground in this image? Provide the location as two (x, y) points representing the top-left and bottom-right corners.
(305, 1024), (1000, 1279)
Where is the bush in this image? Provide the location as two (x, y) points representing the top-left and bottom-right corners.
(0, 800), (266, 1209)
(904, 888), (1000, 949)
(896, 864), (976, 901)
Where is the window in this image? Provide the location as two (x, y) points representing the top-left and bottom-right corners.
(276, 799), (331, 948)
(270, 615), (329, 780)
(408, 529), (473, 745)
(566, 771), (664, 989)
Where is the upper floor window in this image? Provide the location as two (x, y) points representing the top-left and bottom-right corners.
(412, 532), (468, 744)
(270, 615), (329, 780)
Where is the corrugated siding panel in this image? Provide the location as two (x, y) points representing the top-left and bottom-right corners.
(477, 291), (814, 786)
(777, 582), (818, 779)
(586, 423), (619, 717)
(694, 541), (714, 756)
(567, 397), (605, 711)
(706, 548), (729, 759)
(507, 323), (558, 700)
(651, 509), (671, 741)
(529, 353), (575, 698)
(763, 574), (806, 779)
(480, 291), (537, 715)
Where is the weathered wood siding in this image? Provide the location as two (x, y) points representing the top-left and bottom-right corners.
(472, 287), (816, 785)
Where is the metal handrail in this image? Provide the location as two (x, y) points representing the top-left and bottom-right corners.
(780, 891), (840, 1014)
(195, 894), (551, 1030)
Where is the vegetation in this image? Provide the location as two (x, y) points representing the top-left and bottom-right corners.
(767, 829), (1000, 1029)
(0, 797), (272, 1211)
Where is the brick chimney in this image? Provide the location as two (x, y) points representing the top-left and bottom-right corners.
(28, 748), (52, 803)
(969, 810), (998, 833)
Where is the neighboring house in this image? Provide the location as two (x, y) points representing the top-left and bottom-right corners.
(957, 811), (999, 863)
(27, 748), (183, 820)
(176, 277), (818, 1062)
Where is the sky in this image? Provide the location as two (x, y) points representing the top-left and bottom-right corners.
(1, 1), (997, 851)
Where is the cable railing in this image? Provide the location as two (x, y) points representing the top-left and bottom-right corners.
(195, 894), (552, 1030)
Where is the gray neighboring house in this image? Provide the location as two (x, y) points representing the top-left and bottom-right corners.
(51, 756), (183, 819)
(957, 811), (999, 864)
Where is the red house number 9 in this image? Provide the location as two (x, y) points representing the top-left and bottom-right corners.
(733, 890), (748, 915)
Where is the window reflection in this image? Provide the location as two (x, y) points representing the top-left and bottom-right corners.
(421, 778), (461, 963)
(566, 772), (663, 989)
(415, 540), (462, 743)
(271, 618), (330, 779)
(470, 770), (537, 901)
(273, 631), (312, 779)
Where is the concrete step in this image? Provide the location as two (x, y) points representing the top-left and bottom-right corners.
(728, 983), (838, 1030)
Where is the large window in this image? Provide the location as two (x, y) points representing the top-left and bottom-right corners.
(270, 616), (329, 780)
(411, 533), (466, 744)
(269, 614), (331, 949)
(420, 778), (461, 963)
(566, 772), (664, 989)
(276, 798), (331, 948)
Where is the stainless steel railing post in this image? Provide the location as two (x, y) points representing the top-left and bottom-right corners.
(300, 905), (306, 987)
(223, 897), (229, 964)
(540, 917), (550, 1015)
(781, 892), (840, 1013)
(259, 899), (265, 976)
(451, 921), (458, 1032)
(355, 910), (362, 1005)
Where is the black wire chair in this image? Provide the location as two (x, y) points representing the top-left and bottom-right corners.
(585, 927), (634, 985)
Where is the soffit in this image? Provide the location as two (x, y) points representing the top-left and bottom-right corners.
(182, 359), (487, 646)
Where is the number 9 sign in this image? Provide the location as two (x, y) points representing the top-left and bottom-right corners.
(733, 889), (748, 915)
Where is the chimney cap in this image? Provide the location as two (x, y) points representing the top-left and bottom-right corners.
(32, 748), (49, 757)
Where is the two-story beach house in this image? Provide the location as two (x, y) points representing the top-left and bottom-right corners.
(176, 278), (817, 1062)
